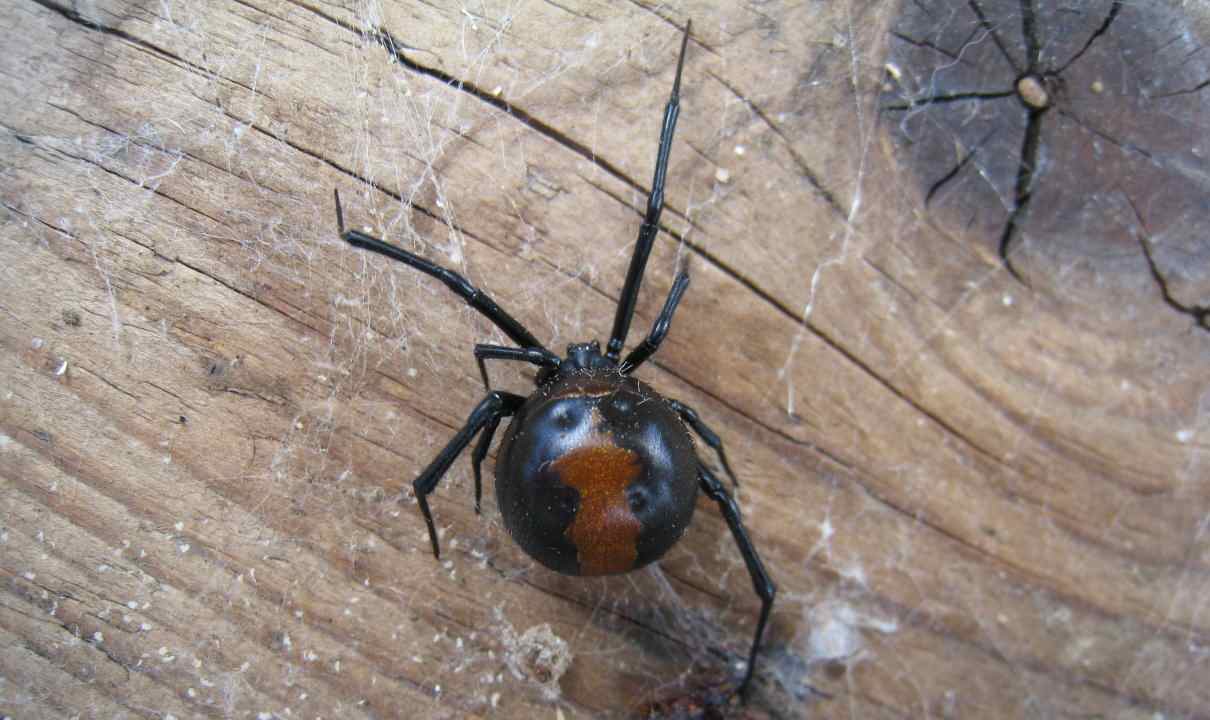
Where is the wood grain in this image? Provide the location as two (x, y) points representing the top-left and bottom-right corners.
(2, 1), (1208, 718)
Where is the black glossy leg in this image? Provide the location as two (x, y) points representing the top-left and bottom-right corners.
(474, 343), (562, 391)
(605, 22), (692, 363)
(335, 189), (548, 352)
(412, 390), (526, 558)
(470, 413), (502, 514)
(467, 344), (560, 508)
(698, 464), (775, 700)
(619, 271), (689, 374)
(670, 399), (738, 486)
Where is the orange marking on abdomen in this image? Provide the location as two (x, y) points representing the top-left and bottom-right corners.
(553, 444), (642, 575)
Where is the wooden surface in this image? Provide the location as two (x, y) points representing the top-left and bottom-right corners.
(3, 1), (1209, 718)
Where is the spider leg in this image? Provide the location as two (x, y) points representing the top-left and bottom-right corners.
(473, 343), (561, 391)
(413, 390), (526, 558)
(669, 398), (738, 486)
(468, 345), (559, 512)
(698, 463), (775, 700)
(335, 189), (548, 352)
(470, 413), (502, 515)
(618, 271), (689, 374)
(605, 21), (692, 364)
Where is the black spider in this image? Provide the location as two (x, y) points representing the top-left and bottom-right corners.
(335, 21), (774, 700)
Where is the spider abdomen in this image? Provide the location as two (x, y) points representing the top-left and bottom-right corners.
(495, 372), (699, 576)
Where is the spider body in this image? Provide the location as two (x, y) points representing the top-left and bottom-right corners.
(335, 20), (775, 700)
(495, 341), (698, 576)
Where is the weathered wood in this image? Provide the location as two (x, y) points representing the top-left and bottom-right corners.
(2, 1), (1208, 718)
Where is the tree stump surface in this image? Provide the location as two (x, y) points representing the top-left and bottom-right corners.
(2, 1), (1208, 718)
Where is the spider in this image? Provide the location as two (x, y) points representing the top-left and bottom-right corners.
(334, 21), (775, 699)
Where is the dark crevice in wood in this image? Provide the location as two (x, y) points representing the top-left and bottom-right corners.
(142, 380), (202, 413)
(924, 130), (994, 207)
(706, 70), (847, 220)
(370, 368), (467, 439)
(365, 20), (626, 195)
(1020, 0), (1039, 68)
(882, 90), (1015, 111)
(124, 223), (327, 339)
(39, 102), (230, 229)
(24, 136), (192, 226)
(1153, 76), (1210, 100)
(28, 0), (111, 31)
(13, 608), (136, 685)
(967, 0), (1022, 73)
(227, 0), (341, 57)
(3, 127), (36, 145)
(1123, 196), (1210, 332)
(998, 105), (1043, 284)
(74, 365), (141, 402)
(862, 256), (922, 305)
(1140, 242), (1210, 329)
(1056, 0), (1122, 74)
(280, 0), (669, 216)
(29, 0), (262, 96)
(621, 0), (722, 58)
(997, 0), (1045, 285)
(8, 147), (297, 351)
(2, 200), (78, 241)
(890, 30), (962, 61)
(1055, 107), (1152, 160)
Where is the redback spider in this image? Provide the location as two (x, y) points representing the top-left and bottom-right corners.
(335, 21), (775, 699)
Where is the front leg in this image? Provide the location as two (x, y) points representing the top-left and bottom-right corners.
(412, 390), (525, 558)
(699, 464), (776, 700)
(470, 413), (503, 515)
(618, 271), (690, 375)
(473, 344), (561, 391)
(605, 22), (692, 363)
(336, 189), (547, 351)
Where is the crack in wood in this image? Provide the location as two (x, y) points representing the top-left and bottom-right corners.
(29, 0), (262, 96)
(966, 0), (1023, 73)
(1055, 0), (1122, 74)
(706, 70), (847, 220)
(1123, 196), (1210, 332)
(998, 103), (1042, 284)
